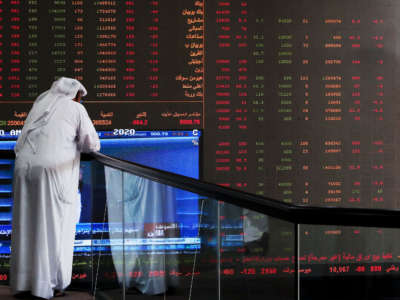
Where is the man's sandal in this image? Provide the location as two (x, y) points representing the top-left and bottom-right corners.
(53, 290), (66, 297)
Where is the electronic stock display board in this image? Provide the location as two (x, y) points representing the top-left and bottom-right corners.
(0, 0), (400, 279)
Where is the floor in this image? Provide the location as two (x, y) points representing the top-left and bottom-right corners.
(0, 286), (171, 300)
(0, 286), (94, 300)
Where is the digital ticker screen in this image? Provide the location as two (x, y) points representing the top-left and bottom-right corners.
(0, 0), (400, 282)
(0, 130), (201, 285)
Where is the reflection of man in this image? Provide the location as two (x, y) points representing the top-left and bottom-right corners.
(10, 77), (100, 299)
(243, 209), (269, 255)
(105, 169), (178, 295)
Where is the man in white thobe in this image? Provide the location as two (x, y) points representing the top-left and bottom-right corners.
(10, 77), (100, 299)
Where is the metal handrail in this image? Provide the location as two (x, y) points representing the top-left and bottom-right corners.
(2, 148), (400, 228)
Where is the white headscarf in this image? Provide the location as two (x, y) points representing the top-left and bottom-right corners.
(15, 77), (87, 154)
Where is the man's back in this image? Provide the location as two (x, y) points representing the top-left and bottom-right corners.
(16, 99), (96, 165)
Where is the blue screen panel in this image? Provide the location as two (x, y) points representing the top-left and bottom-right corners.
(0, 130), (201, 254)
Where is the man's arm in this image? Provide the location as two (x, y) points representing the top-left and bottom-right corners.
(76, 104), (100, 153)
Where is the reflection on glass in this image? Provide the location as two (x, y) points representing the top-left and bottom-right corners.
(243, 209), (269, 253)
(219, 203), (294, 300)
(89, 163), (294, 300)
(105, 167), (179, 295)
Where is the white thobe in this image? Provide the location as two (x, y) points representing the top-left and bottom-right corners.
(10, 78), (100, 299)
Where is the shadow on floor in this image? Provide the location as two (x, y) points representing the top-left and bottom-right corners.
(0, 286), (93, 300)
